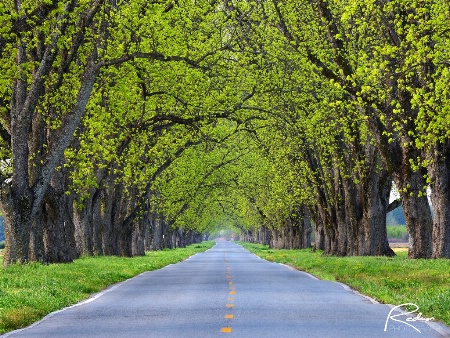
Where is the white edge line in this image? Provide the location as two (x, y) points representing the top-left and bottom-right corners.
(279, 265), (450, 337)
(278, 263), (320, 280)
(1, 270), (149, 337)
(424, 319), (450, 337)
(335, 282), (380, 304)
(185, 243), (216, 260)
(339, 285), (450, 336)
(2, 245), (216, 337)
(232, 243), (450, 335)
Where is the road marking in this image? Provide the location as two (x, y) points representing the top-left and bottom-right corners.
(223, 253), (234, 334)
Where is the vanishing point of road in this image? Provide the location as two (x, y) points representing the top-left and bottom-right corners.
(3, 241), (450, 337)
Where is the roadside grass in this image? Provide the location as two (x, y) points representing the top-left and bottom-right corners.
(0, 241), (215, 334)
(240, 242), (450, 326)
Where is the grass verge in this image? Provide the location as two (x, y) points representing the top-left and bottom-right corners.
(0, 241), (215, 334)
(240, 242), (450, 326)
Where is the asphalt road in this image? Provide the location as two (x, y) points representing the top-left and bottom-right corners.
(4, 241), (450, 337)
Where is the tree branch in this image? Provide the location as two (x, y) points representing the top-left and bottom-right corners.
(387, 198), (402, 213)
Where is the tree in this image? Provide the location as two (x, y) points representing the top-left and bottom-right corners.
(265, 0), (450, 258)
(0, 0), (106, 264)
(1, 0), (448, 264)
(214, 2), (395, 256)
(0, 0), (240, 265)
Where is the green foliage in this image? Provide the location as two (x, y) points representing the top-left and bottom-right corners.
(0, 241), (214, 334)
(386, 225), (408, 240)
(152, 120), (261, 232)
(241, 242), (450, 326)
(1, 0), (449, 262)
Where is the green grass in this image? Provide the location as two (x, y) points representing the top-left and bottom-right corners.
(386, 225), (408, 240)
(240, 242), (450, 326)
(0, 241), (215, 334)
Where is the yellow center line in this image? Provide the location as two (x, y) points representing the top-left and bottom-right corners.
(223, 256), (235, 334)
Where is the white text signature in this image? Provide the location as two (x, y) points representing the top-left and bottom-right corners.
(384, 303), (434, 333)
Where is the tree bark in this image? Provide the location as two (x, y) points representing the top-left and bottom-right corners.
(334, 168), (348, 256)
(395, 169), (433, 258)
(428, 141), (450, 258)
(361, 154), (395, 257)
(311, 206), (325, 251)
(1, 187), (33, 265)
(43, 187), (78, 263)
(367, 114), (433, 258)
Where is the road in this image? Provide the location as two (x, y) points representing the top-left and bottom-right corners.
(3, 241), (449, 337)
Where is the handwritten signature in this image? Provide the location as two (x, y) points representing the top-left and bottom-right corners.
(384, 303), (434, 333)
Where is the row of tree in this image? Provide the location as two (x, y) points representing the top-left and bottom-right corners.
(156, 0), (450, 259)
(0, 0), (449, 266)
(0, 0), (238, 265)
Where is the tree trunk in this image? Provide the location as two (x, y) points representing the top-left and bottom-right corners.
(43, 189), (78, 263)
(334, 171), (348, 256)
(270, 228), (282, 249)
(73, 193), (95, 256)
(3, 57), (100, 265)
(1, 188), (33, 265)
(151, 214), (163, 250)
(311, 206), (325, 251)
(258, 226), (271, 245)
(296, 206), (312, 249)
(361, 162), (395, 257)
(394, 168), (433, 258)
(132, 214), (148, 256)
(41, 161), (78, 263)
(428, 141), (450, 258)
(363, 110), (429, 261)
(271, 207), (312, 250)
(29, 210), (45, 262)
(342, 175), (363, 256)
(367, 114), (433, 258)
(323, 223), (337, 255)
(144, 213), (154, 251)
